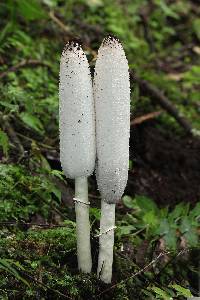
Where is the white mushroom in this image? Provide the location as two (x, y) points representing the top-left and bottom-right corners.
(59, 41), (96, 273)
(94, 36), (130, 283)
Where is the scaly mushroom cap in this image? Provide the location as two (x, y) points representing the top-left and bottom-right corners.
(59, 41), (96, 179)
(94, 36), (130, 204)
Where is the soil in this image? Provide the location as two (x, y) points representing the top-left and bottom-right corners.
(127, 121), (200, 206)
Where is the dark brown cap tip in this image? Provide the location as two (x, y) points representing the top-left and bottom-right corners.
(102, 35), (121, 46)
(63, 39), (83, 52)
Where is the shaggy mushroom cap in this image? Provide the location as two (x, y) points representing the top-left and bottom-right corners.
(59, 41), (96, 179)
(94, 36), (130, 204)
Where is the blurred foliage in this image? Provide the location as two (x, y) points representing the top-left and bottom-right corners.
(0, 0), (200, 298)
(0, 164), (62, 221)
(120, 195), (199, 249)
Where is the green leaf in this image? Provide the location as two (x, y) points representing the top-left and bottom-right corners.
(168, 202), (189, 222)
(170, 284), (192, 297)
(51, 170), (64, 181)
(85, 0), (103, 8)
(117, 224), (136, 237)
(16, 0), (46, 21)
(0, 21), (13, 45)
(151, 286), (173, 299)
(143, 211), (158, 230)
(155, 0), (179, 19)
(30, 261), (39, 269)
(50, 185), (61, 203)
(180, 216), (198, 247)
(180, 216), (191, 234)
(40, 154), (51, 171)
(0, 101), (19, 112)
(135, 195), (159, 213)
(19, 112), (44, 134)
(122, 195), (135, 209)
(89, 208), (101, 220)
(184, 231), (198, 247)
(0, 129), (9, 157)
(129, 159), (133, 170)
(159, 207), (169, 219)
(193, 18), (200, 40)
(163, 229), (177, 249)
(42, 0), (58, 8)
(156, 218), (170, 235)
(189, 202), (200, 220)
(0, 259), (30, 287)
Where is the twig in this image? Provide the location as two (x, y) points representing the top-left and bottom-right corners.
(97, 251), (169, 297)
(16, 132), (55, 150)
(131, 72), (195, 135)
(22, 271), (73, 299)
(49, 11), (97, 58)
(97, 248), (192, 297)
(49, 11), (72, 35)
(0, 59), (50, 80)
(52, 206), (67, 219)
(153, 248), (190, 281)
(130, 111), (162, 126)
(0, 221), (70, 228)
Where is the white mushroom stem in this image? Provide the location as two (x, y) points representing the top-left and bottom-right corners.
(97, 201), (115, 283)
(75, 176), (92, 273)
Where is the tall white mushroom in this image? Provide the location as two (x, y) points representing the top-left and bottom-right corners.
(59, 41), (96, 273)
(94, 36), (130, 283)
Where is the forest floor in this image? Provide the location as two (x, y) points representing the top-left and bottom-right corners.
(129, 123), (200, 206)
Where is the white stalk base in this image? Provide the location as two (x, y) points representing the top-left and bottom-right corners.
(75, 177), (92, 273)
(97, 200), (115, 283)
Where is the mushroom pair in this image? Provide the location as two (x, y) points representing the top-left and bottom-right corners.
(59, 36), (130, 283)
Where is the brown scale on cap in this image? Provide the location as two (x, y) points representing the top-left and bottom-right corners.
(102, 35), (121, 48)
(61, 40), (86, 64)
(62, 39), (83, 55)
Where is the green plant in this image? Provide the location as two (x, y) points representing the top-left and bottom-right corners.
(146, 284), (193, 299)
(121, 195), (200, 250)
(0, 129), (9, 157)
(0, 164), (61, 222)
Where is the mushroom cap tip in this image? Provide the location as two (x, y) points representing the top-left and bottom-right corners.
(102, 35), (122, 47)
(61, 39), (83, 57)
